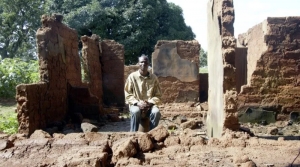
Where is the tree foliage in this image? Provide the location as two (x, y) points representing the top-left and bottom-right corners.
(0, 58), (39, 98)
(0, 0), (45, 59)
(0, 0), (196, 64)
(45, 0), (195, 64)
(199, 48), (207, 67)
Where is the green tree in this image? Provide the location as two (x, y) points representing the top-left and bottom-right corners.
(45, 0), (195, 64)
(199, 48), (207, 67)
(0, 0), (45, 59)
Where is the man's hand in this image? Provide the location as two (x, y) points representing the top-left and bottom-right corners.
(137, 101), (154, 111)
(137, 101), (147, 110)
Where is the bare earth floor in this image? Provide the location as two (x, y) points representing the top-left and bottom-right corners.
(1, 97), (300, 167)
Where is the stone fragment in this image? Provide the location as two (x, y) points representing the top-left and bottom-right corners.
(0, 139), (11, 151)
(115, 157), (141, 167)
(267, 127), (278, 135)
(164, 136), (180, 147)
(81, 122), (99, 133)
(180, 119), (202, 129)
(234, 155), (250, 164)
(53, 133), (65, 139)
(153, 142), (164, 150)
(241, 160), (257, 167)
(174, 115), (188, 124)
(112, 137), (137, 164)
(148, 125), (169, 142)
(290, 111), (300, 122)
(30, 130), (52, 139)
(8, 133), (26, 142)
(238, 107), (276, 124)
(0, 134), (9, 140)
(138, 133), (153, 152)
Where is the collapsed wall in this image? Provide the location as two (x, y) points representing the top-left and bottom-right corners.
(237, 17), (300, 117)
(207, 0), (239, 137)
(16, 15), (77, 135)
(16, 15), (125, 136)
(152, 40), (200, 117)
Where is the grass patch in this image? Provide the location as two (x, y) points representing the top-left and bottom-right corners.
(200, 67), (208, 73)
(0, 112), (18, 134)
(0, 98), (18, 134)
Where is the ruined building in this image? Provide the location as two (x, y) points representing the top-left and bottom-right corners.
(16, 15), (125, 136)
(237, 17), (300, 119)
(15, 1), (300, 138)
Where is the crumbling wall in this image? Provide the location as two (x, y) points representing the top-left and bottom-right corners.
(17, 15), (75, 136)
(101, 40), (125, 107)
(238, 23), (268, 85)
(238, 17), (300, 117)
(152, 40), (200, 117)
(81, 35), (103, 107)
(207, 0), (238, 137)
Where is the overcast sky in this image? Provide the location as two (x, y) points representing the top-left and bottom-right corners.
(166, 0), (300, 50)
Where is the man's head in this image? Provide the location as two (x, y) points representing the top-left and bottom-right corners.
(138, 54), (149, 74)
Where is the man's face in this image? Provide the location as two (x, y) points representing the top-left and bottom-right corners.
(139, 57), (149, 72)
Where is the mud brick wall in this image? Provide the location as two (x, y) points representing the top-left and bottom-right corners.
(238, 17), (300, 116)
(101, 40), (125, 107)
(152, 40), (200, 116)
(238, 23), (268, 85)
(124, 65), (139, 83)
(16, 83), (47, 135)
(207, 0), (238, 137)
(16, 15), (78, 136)
(81, 35), (103, 108)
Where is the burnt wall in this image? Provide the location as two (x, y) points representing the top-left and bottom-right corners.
(152, 40), (200, 116)
(207, 0), (238, 137)
(238, 17), (300, 117)
(101, 40), (125, 107)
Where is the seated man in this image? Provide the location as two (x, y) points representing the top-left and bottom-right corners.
(124, 54), (161, 131)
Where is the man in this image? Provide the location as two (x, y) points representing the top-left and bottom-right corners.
(124, 55), (161, 132)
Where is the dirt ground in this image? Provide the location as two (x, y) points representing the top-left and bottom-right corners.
(1, 99), (300, 166)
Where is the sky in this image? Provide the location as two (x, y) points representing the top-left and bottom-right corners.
(166, 0), (300, 50)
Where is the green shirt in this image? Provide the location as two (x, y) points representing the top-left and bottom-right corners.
(124, 70), (161, 106)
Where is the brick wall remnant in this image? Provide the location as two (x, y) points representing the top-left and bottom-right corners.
(17, 14), (76, 136)
(81, 35), (103, 109)
(152, 40), (200, 117)
(207, 0), (239, 138)
(237, 17), (300, 117)
(17, 14), (124, 136)
(101, 40), (125, 107)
